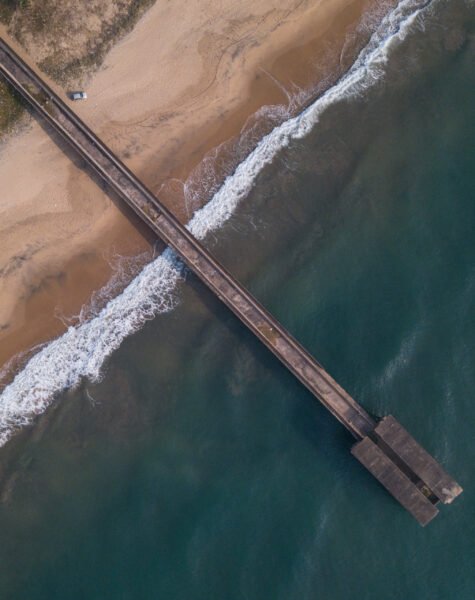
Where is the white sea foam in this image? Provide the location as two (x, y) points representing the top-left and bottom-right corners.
(0, 0), (434, 447)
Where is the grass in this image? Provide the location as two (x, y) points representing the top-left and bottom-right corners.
(0, 0), (157, 137)
(24, 0), (157, 85)
(0, 2), (27, 136)
(0, 1), (25, 25)
(0, 81), (24, 135)
(39, 0), (156, 83)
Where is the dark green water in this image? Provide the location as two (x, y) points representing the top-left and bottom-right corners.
(1, 1), (474, 598)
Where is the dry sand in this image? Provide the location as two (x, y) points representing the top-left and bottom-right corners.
(0, 0), (386, 374)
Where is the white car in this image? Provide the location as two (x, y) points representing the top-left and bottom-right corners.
(70, 91), (87, 101)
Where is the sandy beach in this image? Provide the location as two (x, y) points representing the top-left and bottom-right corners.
(0, 0), (388, 375)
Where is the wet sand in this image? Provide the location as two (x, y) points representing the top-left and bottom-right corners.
(0, 0), (391, 375)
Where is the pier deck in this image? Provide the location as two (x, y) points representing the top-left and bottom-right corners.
(0, 38), (462, 524)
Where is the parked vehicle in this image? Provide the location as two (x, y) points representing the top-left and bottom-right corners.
(70, 91), (87, 101)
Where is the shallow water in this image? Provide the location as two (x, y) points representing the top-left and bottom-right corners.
(0, 0), (474, 598)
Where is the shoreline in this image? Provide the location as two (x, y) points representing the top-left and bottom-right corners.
(0, 0), (393, 377)
(0, 0), (427, 448)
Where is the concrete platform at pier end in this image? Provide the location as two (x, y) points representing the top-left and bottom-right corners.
(352, 416), (463, 526)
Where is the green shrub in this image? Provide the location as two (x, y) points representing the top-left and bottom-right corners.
(0, 81), (24, 133)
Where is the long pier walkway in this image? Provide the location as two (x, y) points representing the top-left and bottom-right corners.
(0, 38), (462, 525)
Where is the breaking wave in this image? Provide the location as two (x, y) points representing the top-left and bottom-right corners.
(0, 0), (434, 447)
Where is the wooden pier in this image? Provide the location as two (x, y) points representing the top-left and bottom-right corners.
(0, 38), (462, 525)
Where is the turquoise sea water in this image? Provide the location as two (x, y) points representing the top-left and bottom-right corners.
(0, 0), (474, 598)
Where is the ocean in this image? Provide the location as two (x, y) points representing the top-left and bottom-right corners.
(0, 0), (474, 597)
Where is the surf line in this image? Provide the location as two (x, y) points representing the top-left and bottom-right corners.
(1, 0), (435, 445)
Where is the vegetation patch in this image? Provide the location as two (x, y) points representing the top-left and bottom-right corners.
(0, 80), (24, 135)
(0, 0), (157, 137)
(0, 1), (26, 25)
(40, 0), (156, 84)
(5, 0), (157, 85)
